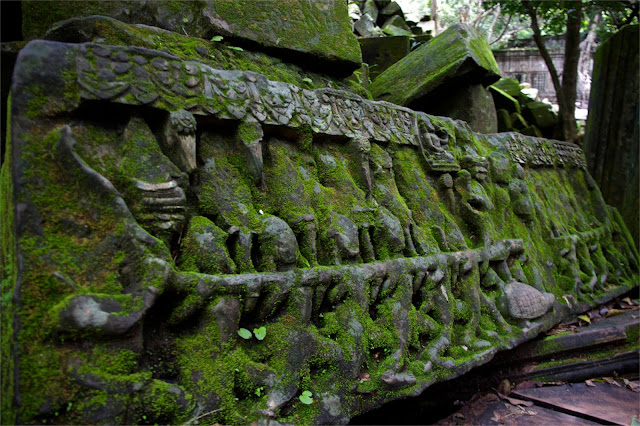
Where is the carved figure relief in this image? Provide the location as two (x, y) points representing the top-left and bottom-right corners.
(5, 40), (637, 425)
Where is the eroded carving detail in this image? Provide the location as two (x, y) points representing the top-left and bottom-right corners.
(76, 43), (586, 168)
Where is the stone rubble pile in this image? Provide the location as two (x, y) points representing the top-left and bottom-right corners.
(490, 77), (558, 138)
(350, 0), (429, 39)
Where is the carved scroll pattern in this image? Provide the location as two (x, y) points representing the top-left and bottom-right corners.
(505, 134), (587, 168)
(76, 43), (585, 168)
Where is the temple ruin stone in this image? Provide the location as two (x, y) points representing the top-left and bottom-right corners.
(1, 4), (638, 426)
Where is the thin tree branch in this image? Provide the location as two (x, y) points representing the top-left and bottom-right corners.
(489, 13), (513, 45)
(486, 3), (501, 41)
(183, 408), (224, 425)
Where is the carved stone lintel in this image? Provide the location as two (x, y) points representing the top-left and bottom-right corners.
(73, 43), (586, 170)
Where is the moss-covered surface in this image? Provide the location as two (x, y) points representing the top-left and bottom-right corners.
(23, 0), (362, 74)
(40, 15), (369, 99)
(2, 38), (639, 425)
(369, 23), (500, 106)
(0, 94), (17, 425)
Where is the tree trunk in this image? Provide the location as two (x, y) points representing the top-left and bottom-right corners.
(578, 13), (601, 106)
(523, 1), (567, 139)
(561, 1), (583, 143)
(432, 0), (439, 35)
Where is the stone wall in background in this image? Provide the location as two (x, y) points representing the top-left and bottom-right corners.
(583, 25), (639, 247)
(1, 37), (637, 425)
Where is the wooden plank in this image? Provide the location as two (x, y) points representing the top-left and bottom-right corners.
(512, 382), (640, 425)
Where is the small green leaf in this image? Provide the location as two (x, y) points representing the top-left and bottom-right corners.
(227, 46), (244, 51)
(255, 386), (264, 396)
(253, 326), (267, 340)
(302, 77), (313, 84)
(237, 328), (252, 339)
(299, 390), (313, 404)
(211, 35), (224, 42)
(578, 314), (591, 324)
(182, 17), (189, 23)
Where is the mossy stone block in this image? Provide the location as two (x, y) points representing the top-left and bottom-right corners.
(489, 85), (521, 114)
(491, 77), (522, 98)
(521, 125), (543, 138)
(208, 0), (362, 73)
(382, 16), (412, 37)
(424, 84), (498, 134)
(523, 101), (557, 130)
(362, 0), (379, 22)
(496, 108), (513, 132)
(359, 36), (410, 80)
(22, 0), (362, 75)
(510, 112), (528, 130)
(369, 23), (500, 107)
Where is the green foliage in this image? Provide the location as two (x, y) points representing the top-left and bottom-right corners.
(238, 328), (252, 339)
(253, 327), (267, 341)
(299, 390), (313, 404)
(485, 0), (638, 40)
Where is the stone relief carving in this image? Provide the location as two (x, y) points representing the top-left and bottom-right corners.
(76, 43), (586, 169)
(5, 40), (636, 425)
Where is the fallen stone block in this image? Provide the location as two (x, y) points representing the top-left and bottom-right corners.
(369, 23), (501, 109)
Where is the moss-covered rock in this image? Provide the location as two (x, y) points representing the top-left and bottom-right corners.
(2, 38), (638, 426)
(496, 108), (513, 132)
(489, 85), (521, 114)
(358, 35), (410, 80)
(423, 84), (498, 134)
(510, 112), (528, 130)
(583, 24), (639, 246)
(368, 23), (500, 107)
(178, 216), (236, 274)
(491, 77), (522, 98)
(523, 101), (557, 130)
(22, 0), (362, 75)
(38, 15), (370, 97)
(489, 78), (557, 139)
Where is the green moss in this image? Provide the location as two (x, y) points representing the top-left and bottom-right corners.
(8, 124), (161, 422)
(0, 94), (16, 424)
(25, 85), (49, 119)
(39, 15), (370, 98)
(369, 24), (499, 105)
(212, 0), (361, 65)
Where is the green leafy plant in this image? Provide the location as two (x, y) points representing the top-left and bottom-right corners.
(299, 390), (313, 404)
(182, 17), (188, 24)
(302, 77), (313, 84)
(253, 326), (267, 341)
(237, 328), (252, 339)
(227, 46), (244, 51)
(211, 35), (224, 42)
(255, 386), (264, 397)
